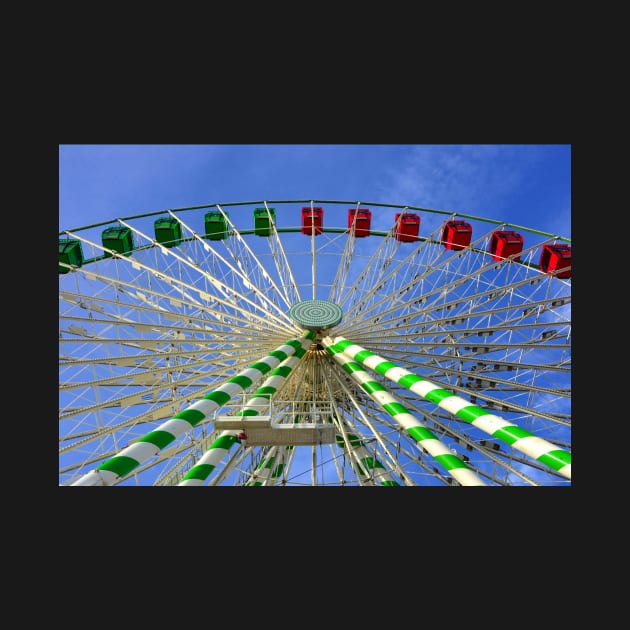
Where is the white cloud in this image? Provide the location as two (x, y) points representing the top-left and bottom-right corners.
(376, 145), (533, 212)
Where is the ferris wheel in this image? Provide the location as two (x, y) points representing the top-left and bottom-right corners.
(59, 199), (571, 486)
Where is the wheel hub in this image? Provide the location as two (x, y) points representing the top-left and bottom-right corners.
(289, 299), (343, 331)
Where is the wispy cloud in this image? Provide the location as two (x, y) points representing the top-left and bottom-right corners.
(371, 145), (569, 237)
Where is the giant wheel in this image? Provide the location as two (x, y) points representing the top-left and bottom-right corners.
(59, 200), (571, 486)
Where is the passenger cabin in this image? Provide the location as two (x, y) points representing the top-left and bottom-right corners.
(442, 220), (472, 250)
(253, 207), (276, 236)
(154, 217), (182, 247)
(347, 208), (372, 237)
(489, 229), (523, 262)
(301, 207), (323, 235)
(101, 226), (134, 257)
(539, 243), (572, 279)
(394, 212), (420, 242)
(59, 238), (84, 273)
(204, 211), (229, 240)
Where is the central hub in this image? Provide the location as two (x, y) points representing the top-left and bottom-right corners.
(289, 299), (343, 331)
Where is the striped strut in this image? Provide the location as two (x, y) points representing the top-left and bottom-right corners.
(245, 447), (286, 486)
(322, 338), (486, 486)
(179, 337), (313, 486)
(335, 419), (400, 486)
(328, 336), (571, 481)
(71, 330), (316, 486)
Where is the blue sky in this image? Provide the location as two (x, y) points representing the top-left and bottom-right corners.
(59, 144), (571, 238)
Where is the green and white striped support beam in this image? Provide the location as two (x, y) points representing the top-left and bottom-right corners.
(327, 336), (571, 481)
(179, 339), (312, 485)
(322, 338), (486, 486)
(335, 421), (400, 486)
(184, 431), (246, 485)
(71, 330), (316, 486)
(245, 447), (285, 486)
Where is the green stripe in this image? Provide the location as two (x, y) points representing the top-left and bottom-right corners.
(269, 350), (288, 362)
(355, 349), (376, 363)
(183, 464), (214, 481)
(434, 453), (468, 471)
(294, 346), (307, 358)
(139, 430), (176, 450)
(203, 390), (231, 406)
(254, 386), (276, 396)
(374, 361), (397, 376)
(239, 409), (260, 416)
(493, 425), (531, 445)
(425, 388), (456, 406)
(455, 404), (490, 423)
(361, 456), (385, 470)
(332, 339), (353, 352)
(382, 480), (401, 486)
(264, 457), (275, 469)
(341, 361), (364, 374)
(382, 401), (408, 416)
(251, 392), (272, 399)
(98, 455), (139, 477)
(174, 408), (206, 426)
(399, 373), (424, 389)
(304, 330), (316, 340)
(336, 434), (364, 448)
(250, 361), (272, 375)
(212, 435), (239, 450)
(272, 365), (293, 378)
(228, 374), (253, 389)
(325, 345), (344, 355)
(538, 449), (572, 470)
(286, 339), (303, 350)
(407, 425), (436, 442)
(362, 380), (386, 395)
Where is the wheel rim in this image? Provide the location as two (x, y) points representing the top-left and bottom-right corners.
(59, 200), (571, 486)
